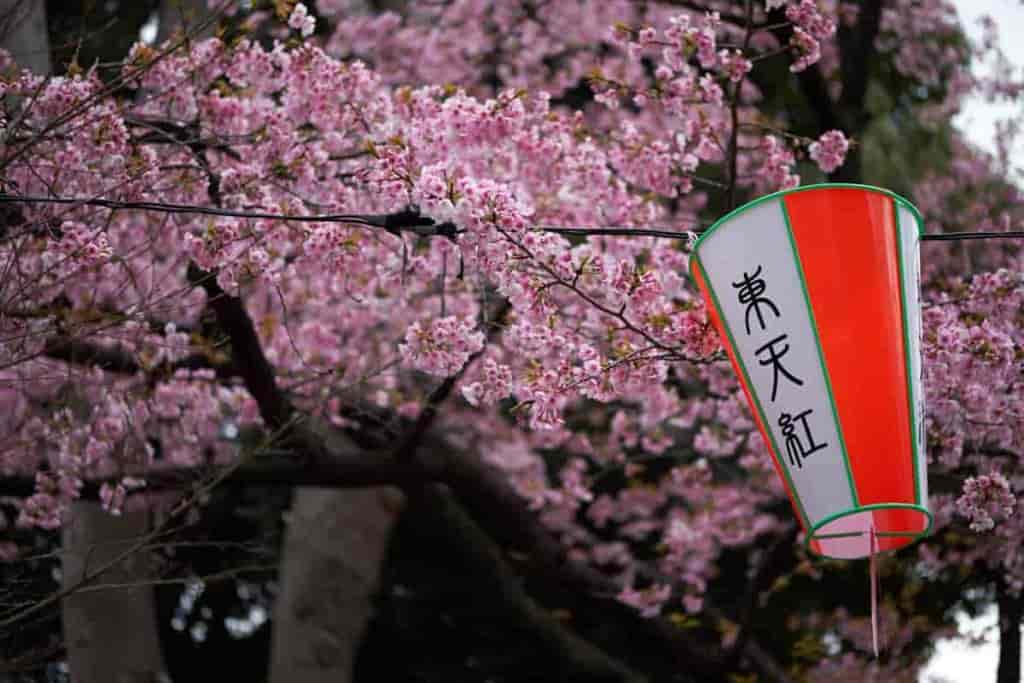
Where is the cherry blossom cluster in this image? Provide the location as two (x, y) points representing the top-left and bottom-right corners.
(785, 0), (836, 72)
(461, 358), (513, 408)
(956, 471), (1016, 532)
(287, 3), (316, 37)
(807, 130), (850, 174)
(399, 316), (485, 377)
(755, 135), (801, 191)
(6, 362), (260, 528)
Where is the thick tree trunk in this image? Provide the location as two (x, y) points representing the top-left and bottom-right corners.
(0, 0), (50, 74)
(269, 487), (404, 683)
(998, 579), (1023, 683)
(61, 502), (168, 683)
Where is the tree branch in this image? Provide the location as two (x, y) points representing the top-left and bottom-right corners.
(831, 0), (883, 182)
(759, 9), (840, 136)
(395, 300), (511, 463)
(997, 576), (1023, 683)
(0, 450), (430, 500)
(407, 484), (648, 682)
(727, 0), (755, 211)
(185, 263), (294, 428)
(729, 525), (799, 662)
(40, 336), (236, 379)
(762, 0), (883, 182)
(837, 0), (883, 117)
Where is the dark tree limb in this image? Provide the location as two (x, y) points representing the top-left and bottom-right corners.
(0, 451), (429, 499)
(438, 450), (795, 683)
(730, 525), (799, 660)
(407, 484), (648, 682)
(40, 336), (236, 379)
(759, 9), (840, 134)
(998, 577), (1023, 683)
(837, 0), (884, 118)
(830, 0), (883, 182)
(648, 0), (749, 27)
(125, 115), (242, 160)
(186, 263), (293, 429)
(394, 300), (511, 463)
(761, 0), (884, 182)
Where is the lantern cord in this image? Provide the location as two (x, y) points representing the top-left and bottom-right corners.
(870, 526), (879, 659)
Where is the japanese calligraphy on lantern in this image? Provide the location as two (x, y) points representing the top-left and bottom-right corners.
(730, 267), (826, 468)
(691, 199), (853, 528)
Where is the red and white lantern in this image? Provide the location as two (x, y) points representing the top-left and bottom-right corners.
(690, 184), (931, 560)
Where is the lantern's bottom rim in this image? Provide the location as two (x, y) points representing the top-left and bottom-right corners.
(804, 503), (933, 560)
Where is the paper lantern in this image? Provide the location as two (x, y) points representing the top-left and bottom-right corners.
(690, 184), (931, 560)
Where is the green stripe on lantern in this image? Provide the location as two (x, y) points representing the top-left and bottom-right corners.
(893, 201), (925, 507)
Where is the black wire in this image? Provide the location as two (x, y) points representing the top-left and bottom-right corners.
(2, 193), (1023, 242)
(538, 226), (696, 240)
(0, 193), (379, 224)
(920, 231), (1024, 241)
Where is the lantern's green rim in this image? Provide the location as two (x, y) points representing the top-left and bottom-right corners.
(689, 183), (925, 262)
(804, 503), (933, 559)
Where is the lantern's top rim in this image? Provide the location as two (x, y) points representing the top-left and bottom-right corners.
(689, 183), (925, 267)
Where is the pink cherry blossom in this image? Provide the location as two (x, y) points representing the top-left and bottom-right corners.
(400, 316), (486, 377)
(288, 3), (317, 38)
(808, 130), (850, 174)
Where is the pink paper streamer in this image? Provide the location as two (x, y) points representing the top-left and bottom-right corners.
(870, 525), (879, 658)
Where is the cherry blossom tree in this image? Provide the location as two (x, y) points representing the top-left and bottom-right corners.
(0, 0), (1021, 681)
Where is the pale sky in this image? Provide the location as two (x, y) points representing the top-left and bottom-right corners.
(918, 606), (1002, 682)
(916, 1), (1023, 681)
(951, 0), (1024, 177)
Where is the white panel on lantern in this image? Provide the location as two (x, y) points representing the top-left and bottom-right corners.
(696, 198), (855, 527)
(897, 204), (927, 506)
